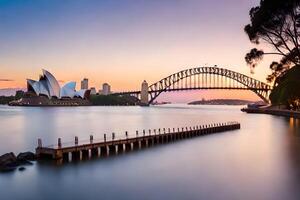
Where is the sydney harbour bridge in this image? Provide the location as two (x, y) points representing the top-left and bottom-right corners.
(113, 66), (273, 104)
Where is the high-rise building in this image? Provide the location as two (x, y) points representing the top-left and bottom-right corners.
(102, 83), (111, 95)
(90, 87), (96, 95)
(81, 78), (88, 90)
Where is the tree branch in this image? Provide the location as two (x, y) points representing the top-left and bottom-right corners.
(290, 9), (300, 58)
(277, 24), (294, 53)
(261, 27), (293, 53)
(284, 29), (298, 50)
(292, 7), (299, 47)
(264, 33), (288, 56)
(264, 52), (286, 56)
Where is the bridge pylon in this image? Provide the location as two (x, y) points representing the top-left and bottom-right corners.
(140, 80), (149, 105)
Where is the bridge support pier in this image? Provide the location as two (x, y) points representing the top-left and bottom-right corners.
(154, 136), (159, 144)
(148, 138), (154, 146)
(181, 132), (185, 139)
(173, 133), (177, 140)
(72, 151), (80, 161)
(125, 143), (132, 151)
(163, 135), (167, 143)
(133, 141), (139, 150)
(81, 150), (89, 159)
(141, 140), (147, 148)
(117, 144), (124, 153)
(196, 129), (200, 135)
(178, 133), (181, 139)
(108, 145), (117, 155)
(158, 136), (163, 143)
(164, 135), (169, 143)
(63, 152), (69, 162)
(184, 131), (188, 138)
(91, 148), (99, 157)
(191, 130), (195, 137)
(100, 146), (107, 156)
(188, 130), (192, 138)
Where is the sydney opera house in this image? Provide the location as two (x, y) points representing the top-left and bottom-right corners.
(10, 69), (91, 106)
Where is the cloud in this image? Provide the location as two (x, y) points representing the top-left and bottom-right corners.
(0, 79), (14, 82)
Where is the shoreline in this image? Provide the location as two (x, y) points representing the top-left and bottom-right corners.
(241, 107), (300, 119)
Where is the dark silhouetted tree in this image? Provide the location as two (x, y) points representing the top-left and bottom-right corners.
(244, 0), (300, 84)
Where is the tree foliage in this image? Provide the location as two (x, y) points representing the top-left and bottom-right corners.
(269, 65), (300, 109)
(0, 90), (24, 105)
(244, 0), (300, 83)
(90, 94), (139, 106)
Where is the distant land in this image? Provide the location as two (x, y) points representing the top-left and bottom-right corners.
(188, 99), (260, 105)
(0, 88), (25, 96)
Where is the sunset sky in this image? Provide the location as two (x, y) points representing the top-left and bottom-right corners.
(0, 0), (277, 102)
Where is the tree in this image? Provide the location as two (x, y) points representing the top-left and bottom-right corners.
(269, 65), (300, 109)
(244, 0), (300, 84)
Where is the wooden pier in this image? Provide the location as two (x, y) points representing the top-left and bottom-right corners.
(36, 122), (240, 162)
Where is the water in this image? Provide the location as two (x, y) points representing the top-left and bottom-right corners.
(0, 104), (300, 200)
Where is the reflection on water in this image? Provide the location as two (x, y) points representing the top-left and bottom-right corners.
(0, 105), (300, 200)
(289, 118), (300, 134)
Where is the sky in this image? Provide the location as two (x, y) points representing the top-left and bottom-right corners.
(0, 0), (277, 102)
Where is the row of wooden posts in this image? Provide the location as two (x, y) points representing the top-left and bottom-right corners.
(36, 122), (241, 162)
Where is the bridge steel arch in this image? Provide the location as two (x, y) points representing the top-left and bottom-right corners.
(147, 67), (272, 104)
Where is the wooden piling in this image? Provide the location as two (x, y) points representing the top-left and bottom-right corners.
(108, 145), (116, 155)
(100, 146), (107, 156)
(91, 148), (99, 157)
(117, 144), (124, 153)
(81, 149), (89, 159)
(62, 152), (69, 162)
(125, 143), (132, 151)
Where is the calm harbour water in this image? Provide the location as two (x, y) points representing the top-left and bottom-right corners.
(0, 104), (300, 200)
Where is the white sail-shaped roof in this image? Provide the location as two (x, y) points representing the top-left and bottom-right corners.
(27, 79), (40, 95)
(60, 82), (76, 98)
(38, 80), (50, 97)
(75, 89), (87, 99)
(27, 69), (89, 99)
(42, 69), (61, 98)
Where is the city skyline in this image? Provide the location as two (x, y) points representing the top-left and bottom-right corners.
(1, 1), (300, 199)
(0, 0), (276, 101)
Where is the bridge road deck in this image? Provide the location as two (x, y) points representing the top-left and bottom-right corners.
(36, 122), (241, 162)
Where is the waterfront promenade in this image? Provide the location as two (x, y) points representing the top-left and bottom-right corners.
(241, 107), (300, 119)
